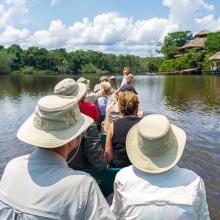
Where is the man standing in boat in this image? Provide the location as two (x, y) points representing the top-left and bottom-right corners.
(0, 95), (115, 219)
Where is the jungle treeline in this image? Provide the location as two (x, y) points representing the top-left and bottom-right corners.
(0, 30), (219, 75)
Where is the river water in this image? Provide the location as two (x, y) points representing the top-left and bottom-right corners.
(0, 75), (220, 219)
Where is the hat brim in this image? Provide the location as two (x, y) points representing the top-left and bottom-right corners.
(75, 83), (87, 101)
(126, 124), (186, 174)
(17, 113), (93, 148)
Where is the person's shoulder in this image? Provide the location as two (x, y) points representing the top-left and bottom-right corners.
(60, 167), (96, 185)
(172, 166), (203, 186)
(6, 154), (29, 168)
(115, 166), (134, 182)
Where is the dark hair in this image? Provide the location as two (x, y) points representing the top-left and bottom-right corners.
(118, 91), (139, 116)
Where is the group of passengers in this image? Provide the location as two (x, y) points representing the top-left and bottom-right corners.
(0, 67), (210, 219)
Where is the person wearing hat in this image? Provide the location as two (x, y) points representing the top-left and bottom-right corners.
(111, 114), (210, 220)
(54, 78), (106, 170)
(0, 95), (115, 220)
(54, 78), (100, 122)
(77, 77), (90, 91)
(94, 76), (117, 97)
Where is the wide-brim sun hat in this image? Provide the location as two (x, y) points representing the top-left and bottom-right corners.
(17, 95), (93, 148)
(54, 78), (87, 101)
(77, 77), (90, 90)
(126, 114), (186, 174)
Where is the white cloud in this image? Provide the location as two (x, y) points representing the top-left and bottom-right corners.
(50, 0), (61, 7)
(0, 0), (28, 29)
(0, 26), (29, 45)
(0, 0), (220, 56)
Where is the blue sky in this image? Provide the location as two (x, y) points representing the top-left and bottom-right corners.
(0, 0), (220, 56)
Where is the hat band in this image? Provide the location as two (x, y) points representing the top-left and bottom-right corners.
(138, 128), (174, 156)
(33, 105), (81, 131)
(67, 84), (79, 96)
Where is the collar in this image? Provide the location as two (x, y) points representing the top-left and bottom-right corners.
(31, 148), (68, 167)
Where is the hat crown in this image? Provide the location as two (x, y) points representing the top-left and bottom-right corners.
(34, 95), (81, 131)
(54, 78), (79, 96)
(138, 114), (173, 156)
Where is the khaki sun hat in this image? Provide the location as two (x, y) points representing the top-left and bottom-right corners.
(126, 114), (186, 174)
(77, 77), (90, 91)
(54, 78), (87, 101)
(17, 95), (93, 148)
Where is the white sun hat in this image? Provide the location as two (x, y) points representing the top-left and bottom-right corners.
(54, 78), (87, 101)
(126, 114), (186, 174)
(17, 95), (93, 148)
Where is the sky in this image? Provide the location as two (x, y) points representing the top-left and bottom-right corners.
(0, 0), (220, 56)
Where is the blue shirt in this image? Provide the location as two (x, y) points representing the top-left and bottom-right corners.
(97, 96), (109, 116)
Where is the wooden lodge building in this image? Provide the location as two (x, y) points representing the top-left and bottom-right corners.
(176, 30), (209, 57)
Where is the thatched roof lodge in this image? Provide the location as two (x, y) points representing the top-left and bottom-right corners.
(209, 51), (220, 61)
(178, 29), (209, 52)
(194, 29), (209, 38)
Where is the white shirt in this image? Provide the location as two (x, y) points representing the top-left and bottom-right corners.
(0, 148), (115, 220)
(111, 165), (210, 220)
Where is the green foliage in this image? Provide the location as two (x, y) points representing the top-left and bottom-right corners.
(0, 52), (12, 74)
(160, 31), (193, 59)
(159, 49), (203, 72)
(81, 63), (102, 74)
(203, 32), (220, 71)
(19, 66), (35, 75)
(142, 57), (164, 72)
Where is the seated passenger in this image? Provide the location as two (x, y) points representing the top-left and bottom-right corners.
(94, 76), (116, 96)
(97, 81), (112, 121)
(105, 91), (141, 168)
(0, 95), (114, 220)
(111, 114), (210, 220)
(104, 84), (143, 132)
(77, 77), (98, 104)
(54, 78), (106, 170)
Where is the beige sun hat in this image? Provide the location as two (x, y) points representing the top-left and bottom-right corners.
(77, 77), (90, 90)
(17, 95), (93, 148)
(126, 114), (186, 174)
(54, 78), (87, 101)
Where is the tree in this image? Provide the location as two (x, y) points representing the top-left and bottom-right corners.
(0, 52), (12, 74)
(160, 31), (193, 59)
(81, 63), (101, 74)
(203, 32), (220, 71)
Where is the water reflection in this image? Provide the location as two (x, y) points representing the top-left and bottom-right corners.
(163, 75), (220, 113)
(0, 75), (220, 219)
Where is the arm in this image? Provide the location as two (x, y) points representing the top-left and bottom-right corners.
(84, 123), (107, 170)
(111, 175), (123, 220)
(197, 178), (210, 220)
(94, 104), (100, 122)
(83, 178), (115, 220)
(105, 123), (114, 163)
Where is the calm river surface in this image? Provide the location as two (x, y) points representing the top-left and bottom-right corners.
(0, 75), (220, 219)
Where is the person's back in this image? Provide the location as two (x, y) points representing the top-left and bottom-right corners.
(68, 122), (107, 170)
(111, 116), (140, 167)
(111, 114), (210, 220)
(80, 99), (100, 122)
(0, 95), (114, 220)
(0, 149), (112, 219)
(111, 165), (209, 220)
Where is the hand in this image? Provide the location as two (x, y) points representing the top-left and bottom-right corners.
(123, 67), (130, 75)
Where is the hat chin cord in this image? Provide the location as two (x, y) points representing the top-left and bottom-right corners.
(67, 136), (82, 164)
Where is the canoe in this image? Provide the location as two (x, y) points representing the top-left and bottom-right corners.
(84, 168), (120, 197)
(84, 132), (120, 197)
